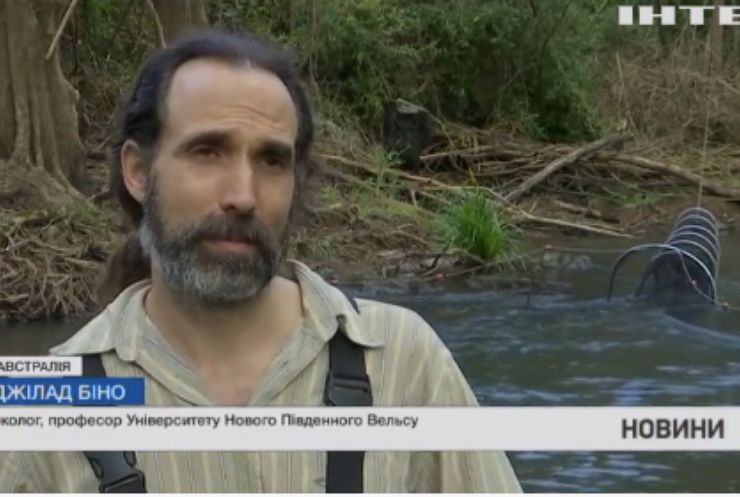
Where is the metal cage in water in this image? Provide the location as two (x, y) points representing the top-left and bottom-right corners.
(606, 207), (720, 304)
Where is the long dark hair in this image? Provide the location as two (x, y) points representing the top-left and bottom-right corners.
(97, 29), (316, 306)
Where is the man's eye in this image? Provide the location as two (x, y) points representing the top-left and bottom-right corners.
(193, 147), (219, 157)
(263, 155), (285, 168)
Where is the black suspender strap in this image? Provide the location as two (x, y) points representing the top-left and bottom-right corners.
(79, 291), (371, 494)
(81, 355), (147, 493)
(81, 355), (107, 378)
(324, 293), (372, 493)
(344, 293), (361, 313)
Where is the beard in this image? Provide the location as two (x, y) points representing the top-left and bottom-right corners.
(137, 174), (285, 308)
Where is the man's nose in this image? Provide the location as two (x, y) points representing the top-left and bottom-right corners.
(219, 164), (257, 214)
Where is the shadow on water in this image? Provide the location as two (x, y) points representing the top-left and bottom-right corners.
(2, 235), (740, 492)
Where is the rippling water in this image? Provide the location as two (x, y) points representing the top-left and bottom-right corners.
(2, 235), (740, 492)
(380, 236), (740, 492)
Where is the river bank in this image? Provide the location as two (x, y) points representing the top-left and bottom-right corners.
(305, 192), (740, 291)
(1, 131), (740, 322)
(301, 128), (740, 283)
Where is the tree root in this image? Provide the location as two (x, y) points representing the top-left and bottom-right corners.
(0, 203), (113, 322)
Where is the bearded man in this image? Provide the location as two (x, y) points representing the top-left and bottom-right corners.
(0, 29), (521, 493)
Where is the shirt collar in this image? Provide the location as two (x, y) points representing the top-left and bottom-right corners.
(291, 260), (384, 348)
(50, 260), (384, 360)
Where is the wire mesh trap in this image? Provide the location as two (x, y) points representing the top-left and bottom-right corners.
(606, 207), (720, 305)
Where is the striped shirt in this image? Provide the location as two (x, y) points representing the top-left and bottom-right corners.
(0, 261), (521, 493)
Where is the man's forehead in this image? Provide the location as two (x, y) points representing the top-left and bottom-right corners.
(163, 58), (298, 136)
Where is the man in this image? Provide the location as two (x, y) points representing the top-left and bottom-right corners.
(0, 30), (522, 493)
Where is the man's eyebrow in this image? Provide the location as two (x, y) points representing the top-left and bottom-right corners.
(175, 130), (233, 154)
(173, 132), (294, 160)
(257, 139), (294, 160)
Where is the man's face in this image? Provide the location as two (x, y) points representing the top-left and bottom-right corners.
(125, 59), (298, 307)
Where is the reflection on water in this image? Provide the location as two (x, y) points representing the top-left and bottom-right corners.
(2, 235), (740, 492)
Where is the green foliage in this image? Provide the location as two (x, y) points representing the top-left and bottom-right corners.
(215, 0), (613, 142)
(71, 0), (677, 144)
(69, 0), (733, 145)
(438, 191), (519, 263)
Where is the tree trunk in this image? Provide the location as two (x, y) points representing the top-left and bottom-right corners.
(150, 0), (209, 43)
(0, 0), (84, 209)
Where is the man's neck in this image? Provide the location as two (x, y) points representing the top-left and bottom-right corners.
(143, 273), (303, 368)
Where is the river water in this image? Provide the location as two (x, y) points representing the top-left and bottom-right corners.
(2, 235), (739, 493)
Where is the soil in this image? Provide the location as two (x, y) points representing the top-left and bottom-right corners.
(304, 193), (740, 284)
(615, 196), (740, 233)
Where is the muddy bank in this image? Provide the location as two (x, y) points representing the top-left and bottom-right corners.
(319, 193), (740, 283)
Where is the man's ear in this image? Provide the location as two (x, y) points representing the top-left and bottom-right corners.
(120, 140), (148, 203)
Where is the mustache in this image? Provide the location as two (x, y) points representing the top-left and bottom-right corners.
(182, 214), (273, 248)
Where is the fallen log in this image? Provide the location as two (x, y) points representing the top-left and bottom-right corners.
(504, 134), (628, 202)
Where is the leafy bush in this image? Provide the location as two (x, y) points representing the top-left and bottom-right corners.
(216, 0), (608, 142)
